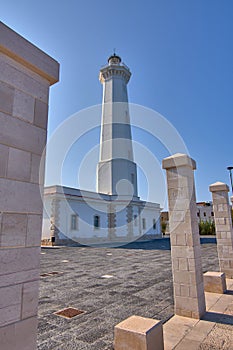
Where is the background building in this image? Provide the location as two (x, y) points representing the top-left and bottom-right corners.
(161, 201), (214, 235)
(196, 202), (214, 223)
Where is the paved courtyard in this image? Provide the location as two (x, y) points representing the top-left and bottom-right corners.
(38, 238), (220, 349)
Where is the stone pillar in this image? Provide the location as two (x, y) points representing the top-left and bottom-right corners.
(209, 182), (233, 278)
(162, 153), (206, 319)
(107, 203), (116, 240)
(127, 204), (133, 238)
(0, 22), (59, 349)
(50, 198), (61, 244)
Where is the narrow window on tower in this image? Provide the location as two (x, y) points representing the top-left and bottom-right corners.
(134, 214), (137, 226)
(142, 218), (146, 230)
(153, 219), (156, 230)
(94, 215), (100, 229)
(71, 214), (78, 230)
(131, 173), (134, 185)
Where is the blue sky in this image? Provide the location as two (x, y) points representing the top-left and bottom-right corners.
(2, 0), (233, 205)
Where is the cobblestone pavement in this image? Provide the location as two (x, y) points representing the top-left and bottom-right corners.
(38, 238), (219, 349)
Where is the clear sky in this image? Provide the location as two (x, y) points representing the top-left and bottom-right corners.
(2, 0), (233, 205)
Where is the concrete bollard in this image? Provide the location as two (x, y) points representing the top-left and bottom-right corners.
(203, 271), (227, 294)
(114, 315), (164, 350)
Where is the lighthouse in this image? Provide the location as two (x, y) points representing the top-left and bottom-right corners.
(42, 54), (162, 246)
(97, 53), (138, 198)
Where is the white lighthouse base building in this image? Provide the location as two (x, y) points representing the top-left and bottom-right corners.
(42, 186), (161, 246)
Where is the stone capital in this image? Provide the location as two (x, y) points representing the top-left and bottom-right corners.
(162, 153), (196, 170)
(209, 182), (229, 193)
(0, 22), (59, 85)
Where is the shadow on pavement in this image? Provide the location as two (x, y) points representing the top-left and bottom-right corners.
(40, 236), (216, 250)
(202, 311), (233, 325)
(119, 236), (217, 251)
(200, 237), (217, 244)
(120, 238), (171, 250)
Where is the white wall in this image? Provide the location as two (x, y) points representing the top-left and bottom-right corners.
(42, 189), (161, 243)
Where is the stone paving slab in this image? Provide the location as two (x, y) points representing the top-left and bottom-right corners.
(164, 279), (233, 350)
(38, 238), (221, 349)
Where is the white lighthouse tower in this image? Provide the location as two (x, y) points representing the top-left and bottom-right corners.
(97, 53), (138, 198)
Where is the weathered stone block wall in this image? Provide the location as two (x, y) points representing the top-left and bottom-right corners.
(0, 22), (59, 349)
(210, 182), (233, 278)
(162, 153), (206, 319)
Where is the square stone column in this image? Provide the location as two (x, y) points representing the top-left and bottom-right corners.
(162, 153), (206, 319)
(209, 182), (233, 278)
(0, 22), (59, 349)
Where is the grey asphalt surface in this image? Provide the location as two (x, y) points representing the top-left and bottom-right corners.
(38, 237), (219, 349)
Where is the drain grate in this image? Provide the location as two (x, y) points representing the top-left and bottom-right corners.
(54, 307), (85, 319)
(40, 271), (62, 278)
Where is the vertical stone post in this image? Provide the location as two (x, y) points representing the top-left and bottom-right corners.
(162, 153), (206, 319)
(127, 204), (133, 238)
(209, 182), (233, 278)
(0, 22), (59, 349)
(107, 203), (116, 240)
(50, 198), (61, 244)
(231, 196), (233, 218)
